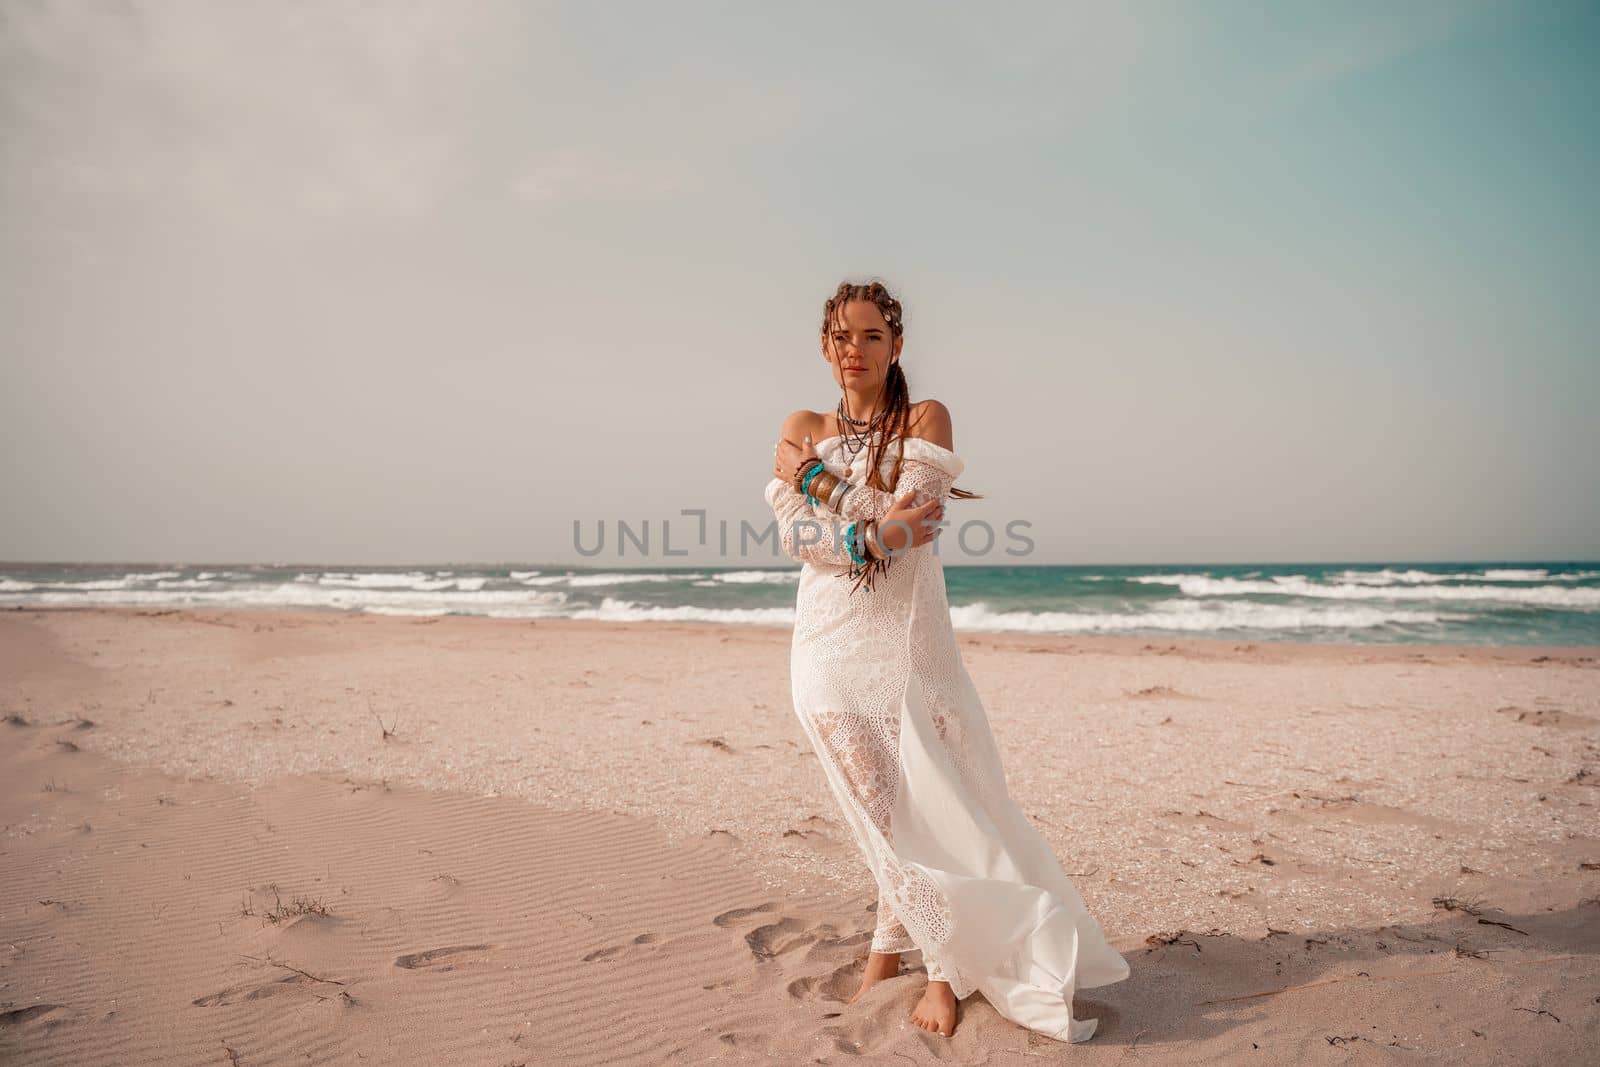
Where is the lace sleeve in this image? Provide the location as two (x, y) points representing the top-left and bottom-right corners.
(823, 436), (967, 526)
(763, 438), (967, 567)
(831, 457), (962, 524)
(764, 476), (861, 566)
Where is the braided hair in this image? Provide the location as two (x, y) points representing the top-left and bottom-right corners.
(820, 279), (980, 501)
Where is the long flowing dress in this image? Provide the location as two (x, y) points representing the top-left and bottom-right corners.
(764, 430), (1130, 1043)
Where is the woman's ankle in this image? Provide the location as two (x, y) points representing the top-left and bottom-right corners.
(862, 950), (901, 978)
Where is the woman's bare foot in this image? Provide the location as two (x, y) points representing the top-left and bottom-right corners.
(846, 951), (900, 1005)
(910, 980), (958, 1036)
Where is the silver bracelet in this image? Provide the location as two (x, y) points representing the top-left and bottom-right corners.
(825, 478), (851, 511)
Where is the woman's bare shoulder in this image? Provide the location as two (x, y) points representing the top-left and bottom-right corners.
(906, 399), (954, 450)
(778, 408), (831, 443)
(779, 402), (951, 447)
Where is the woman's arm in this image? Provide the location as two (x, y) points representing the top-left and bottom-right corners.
(766, 408), (869, 566)
(782, 402), (958, 536)
(832, 454), (957, 521)
(763, 476), (866, 566)
(765, 402), (958, 565)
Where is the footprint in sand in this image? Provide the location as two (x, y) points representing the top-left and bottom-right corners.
(715, 903), (867, 965)
(582, 933), (660, 962)
(194, 974), (321, 1006)
(712, 902), (777, 928)
(816, 1017), (905, 1058)
(0, 1003), (64, 1025)
(393, 944), (492, 971)
(785, 961), (861, 1002)
(745, 916), (849, 961)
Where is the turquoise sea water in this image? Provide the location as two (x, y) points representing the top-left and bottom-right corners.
(3, 561), (1597, 646)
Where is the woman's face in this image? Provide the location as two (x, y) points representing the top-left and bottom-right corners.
(822, 299), (902, 393)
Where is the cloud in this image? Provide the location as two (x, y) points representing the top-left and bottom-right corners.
(0, 0), (533, 240)
(0, 2), (1188, 242)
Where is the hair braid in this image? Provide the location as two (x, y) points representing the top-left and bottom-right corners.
(820, 279), (980, 500)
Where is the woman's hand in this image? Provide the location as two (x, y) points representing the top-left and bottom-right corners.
(878, 492), (944, 554)
(774, 434), (821, 486)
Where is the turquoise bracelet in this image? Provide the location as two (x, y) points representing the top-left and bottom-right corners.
(800, 462), (825, 506)
(845, 520), (867, 565)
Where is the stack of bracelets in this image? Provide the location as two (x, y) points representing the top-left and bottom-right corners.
(792, 459), (890, 565)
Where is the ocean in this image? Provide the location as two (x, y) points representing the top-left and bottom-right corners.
(2, 561), (1597, 646)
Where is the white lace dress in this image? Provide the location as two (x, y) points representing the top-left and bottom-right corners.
(763, 431), (1129, 1043)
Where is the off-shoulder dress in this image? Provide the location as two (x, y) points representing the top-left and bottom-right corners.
(763, 431), (1128, 1042)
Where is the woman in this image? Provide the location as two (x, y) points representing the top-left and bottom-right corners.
(765, 280), (1129, 1042)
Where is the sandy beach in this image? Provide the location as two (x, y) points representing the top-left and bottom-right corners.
(1, 606), (1596, 1064)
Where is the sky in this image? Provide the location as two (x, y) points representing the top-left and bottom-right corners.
(2, 0), (1595, 567)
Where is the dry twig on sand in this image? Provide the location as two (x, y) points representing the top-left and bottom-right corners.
(238, 952), (345, 986)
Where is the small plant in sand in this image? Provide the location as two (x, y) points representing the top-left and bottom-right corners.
(1431, 895), (1486, 916)
(266, 894), (331, 924)
(366, 695), (400, 741)
(241, 884), (332, 924)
